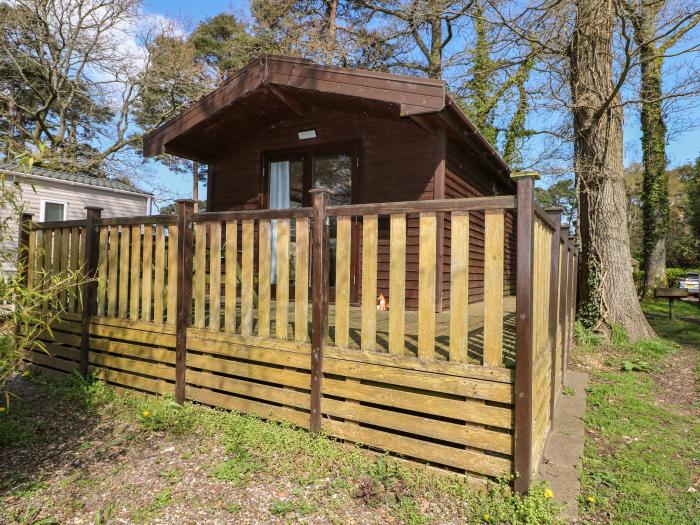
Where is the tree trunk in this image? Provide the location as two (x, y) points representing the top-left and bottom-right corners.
(325, 0), (338, 61)
(569, 0), (655, 340)
(428, 18), (443, 79)
(636, 1), (669, 297)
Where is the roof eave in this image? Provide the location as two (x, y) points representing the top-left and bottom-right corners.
(143, 55), (446, 159)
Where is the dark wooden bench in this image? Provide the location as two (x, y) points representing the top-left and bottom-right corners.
(654, 288), (689, 320)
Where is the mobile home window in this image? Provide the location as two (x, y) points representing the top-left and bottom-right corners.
(42, 201), (67, 222)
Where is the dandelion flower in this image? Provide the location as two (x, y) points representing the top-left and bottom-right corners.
(0, 407), (6, 413)
(544, 488), (554, 499)
(21, 370), (30, 377)
(587, 496), (596, 504)
(483, 514), (490, 522)
(142, 410), (150, 418)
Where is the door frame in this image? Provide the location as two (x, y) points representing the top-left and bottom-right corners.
(260, 140), (362, 303)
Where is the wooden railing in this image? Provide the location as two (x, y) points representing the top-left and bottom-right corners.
(20, 176), (578, 492)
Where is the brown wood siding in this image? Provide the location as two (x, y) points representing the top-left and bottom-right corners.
(442, 140), (516, 307)
(209, 108), (439, 309)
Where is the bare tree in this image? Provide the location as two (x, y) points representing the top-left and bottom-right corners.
(569, 0), (654, 339)
(0, 0), (209, 179)
(354, 0), (475, 78)
(623, 0), (700, 296)
(485, 0), (700, 339)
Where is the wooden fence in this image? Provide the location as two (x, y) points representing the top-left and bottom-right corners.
(19, 175), (578, 492)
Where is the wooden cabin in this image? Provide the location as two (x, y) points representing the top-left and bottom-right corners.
(143, 55), (516, 309)
(26, 58), (579, 486)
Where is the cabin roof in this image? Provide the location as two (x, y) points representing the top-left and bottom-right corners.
(0, 161), (151, 196)
(142, 55), (511, 177)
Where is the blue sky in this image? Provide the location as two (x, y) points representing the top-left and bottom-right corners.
(140, 1), (700, 208)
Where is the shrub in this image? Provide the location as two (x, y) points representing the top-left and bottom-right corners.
(666, 268), (687, 287)
(633, 270), (644, 296)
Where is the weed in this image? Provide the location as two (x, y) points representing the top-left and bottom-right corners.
(10, 479), (47, 497)
(158, 468), (182, 484)
(131, 488), (173, 523)
(562, 386), (576, 396)
(223, 502), (243, 514)
(210, 452), (262, 485)
(473, 482), (563, 524)
(354, 457), (411, 506)
(575, 321), (603, 347)
(94, 503), (116, 525)
(394, 497), (430, 525)
(610, 323), (629, 346)
(269, 498), (317, 516)
(0, 404), (36, 447)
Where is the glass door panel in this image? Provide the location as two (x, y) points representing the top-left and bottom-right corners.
(313, 154), (353, 205)
(313, 154), (354, 290)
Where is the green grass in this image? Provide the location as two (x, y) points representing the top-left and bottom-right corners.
(641, 299), (700, 347)
(578, 303), (700, 524)
(3, 371), (564, 524)
(268, 498), (317, 516)
(130, 488), (173, 523)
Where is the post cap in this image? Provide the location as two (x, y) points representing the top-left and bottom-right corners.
(174, 198), (196, 204)
(84, 206), (104, 211)
(308, 188), (331, 194)
(510, 171), (540, 180)
(545, 206), (564, 213)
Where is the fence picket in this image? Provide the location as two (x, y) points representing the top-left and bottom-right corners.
(69, 228), (80, 312)
(334, 216), (351, 347)
(258, 219), (271, 337)
(240, 220), (254, 336)
(449, 212), (469, 362)
(166, 225), (178, 325)
(294, 218), (309, 342)
(141, 225), (153, 322)
(361, 215), (378, 351)
(58, 228), (69, 308)
(418, 213), (436, 359)
(153, 224), (165, 323)
(106, 228), (117, 316)
(52, 228), (63, 310)
(129, 225), (141, 320)
(483, 209), (504, 366)
(27, 228), (36, 290)
(194, 222), (207, 329)
(118, 227), (130, 318)
(209, 221), (221, 331)
(276, 218), (291, 340)
(97, 227), (108, 316)
(224, 221), (237, 333)
(388, 214), (406, 355)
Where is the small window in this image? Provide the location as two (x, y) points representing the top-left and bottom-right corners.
(42, 201), (66, 221)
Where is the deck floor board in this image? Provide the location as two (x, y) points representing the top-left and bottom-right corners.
(209, 296), (517, 367)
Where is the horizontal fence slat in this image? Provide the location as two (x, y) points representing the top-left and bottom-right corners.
(327, 195), (516, 217)
(323, 419), (511, 477)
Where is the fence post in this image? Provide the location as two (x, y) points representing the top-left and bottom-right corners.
(545, 207), (562, 419)
(18, 213), (33, 285)
(512, 173), (536, 494)
(558, 226), (570, 391)
(309, 188), (330, 433)
(175, 199), (195, 404)
(80, 207), (102, 377)
(564, 239), (579, 369)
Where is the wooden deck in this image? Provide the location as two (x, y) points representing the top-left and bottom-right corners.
(234, 295), (517, 367)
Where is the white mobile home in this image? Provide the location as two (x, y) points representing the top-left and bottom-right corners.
(0, 162), (152, 276)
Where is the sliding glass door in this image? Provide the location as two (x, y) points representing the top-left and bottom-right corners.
(263, 142), (360, 301)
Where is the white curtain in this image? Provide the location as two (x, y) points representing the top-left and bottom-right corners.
(269, 161), (290, 283)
